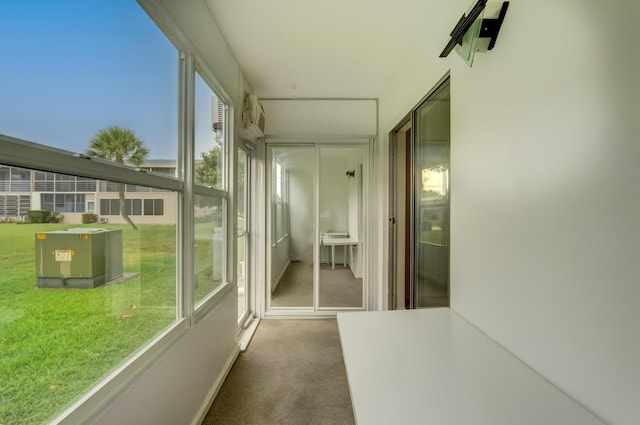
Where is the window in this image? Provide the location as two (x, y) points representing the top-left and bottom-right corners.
(194, 72), (226, 190)
(0, 1), (181, 423)
(41, 193), (86, 213)
(143, 199), (164, 216)
(76, 177), (96, 192)
(193, 69), (228, 306)
(272, 158), (289, 244)
(2, 163), (179, 424)
(55, 174), (75, 192)
(194, 195), (225, 305)
(34, 171), (55, 192)
(0, 193), (31, 218)
(0, 166), (31, 192)
(100, 198), (164, 216)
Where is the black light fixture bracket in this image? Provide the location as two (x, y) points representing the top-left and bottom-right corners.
(439, 1), (509, 58)
(479, 1), (509, 50)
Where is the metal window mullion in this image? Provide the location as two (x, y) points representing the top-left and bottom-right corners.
(179, 51), (195, 325)
(0, 134), (182, 192)
(192, 184), (227, 198)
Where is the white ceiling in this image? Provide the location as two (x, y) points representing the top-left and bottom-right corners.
(203, 0), (458, 99)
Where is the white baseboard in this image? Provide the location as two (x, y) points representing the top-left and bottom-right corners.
(238, 317), (260, 352)
(190, 347), (240, 425)
(271, 259), (291, 294)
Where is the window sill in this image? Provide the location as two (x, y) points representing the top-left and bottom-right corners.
(194, 281), (234, 323)
(52, 318), (188, 425)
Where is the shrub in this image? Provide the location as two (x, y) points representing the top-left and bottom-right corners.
(48, 211), (64, 223)
(82, 213), (99, 224)
(27, 210), (52, 223)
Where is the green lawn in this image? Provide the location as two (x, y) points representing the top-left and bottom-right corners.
(0, 223), (178, 424)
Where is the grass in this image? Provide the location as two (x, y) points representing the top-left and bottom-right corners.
(0, 223), (181, 424)
(194, 221), (224, 303)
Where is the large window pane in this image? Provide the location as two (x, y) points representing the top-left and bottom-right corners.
(0, 166), (31, 192)
(269, 147), (314, 308)
(194, 195), (225, 305)
(413, 79), (450, 308)
(0, 166), (178, 424)
(0, 1), (180, 422)
(318, 147), (365, 309)
(0, 1), (178, 167)
(237, 149), (247, 233)
(237, 149), (248, 320)
(194, 72), (226, 190)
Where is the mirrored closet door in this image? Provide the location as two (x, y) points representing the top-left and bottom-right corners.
(269, 147), (315, 308)
(267, 144), (367, 313)
(318, 146), (365, 309)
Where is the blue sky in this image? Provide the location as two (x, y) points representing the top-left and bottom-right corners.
(0, 0), (180, 159)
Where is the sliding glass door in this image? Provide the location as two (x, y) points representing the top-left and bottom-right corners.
(269, 147), (315, 308)
(413, 79), (450, 308)
(267, 144), (367, 313)
(318, 147), (365, 309)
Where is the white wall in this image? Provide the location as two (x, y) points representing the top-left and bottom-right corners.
(262, 99), (377, 137)
(288, 152), (315, 263)
(378, 1), (640, 424)
(270, 236), (290, 293)
(92, 292), (237, 425)
(319, 151), (350, 235)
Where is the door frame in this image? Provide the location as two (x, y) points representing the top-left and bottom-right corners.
(388, 72), (450, 310)
(263, 141), (371, 317)
(237, 143), (252, 328)
(388, 115), (411, 310)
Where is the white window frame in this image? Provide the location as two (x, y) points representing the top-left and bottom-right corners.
(0, 16), (235, 425)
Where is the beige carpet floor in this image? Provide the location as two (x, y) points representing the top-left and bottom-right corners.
(271, 262), (363, 308)
(202, 319), (355, 425)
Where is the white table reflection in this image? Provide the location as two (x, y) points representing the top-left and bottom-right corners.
(320, 232), (358, 269)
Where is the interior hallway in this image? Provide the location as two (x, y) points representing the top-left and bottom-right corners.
(203, 319), (355, 424)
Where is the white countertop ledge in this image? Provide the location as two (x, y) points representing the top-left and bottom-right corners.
(337, 308), (604, 425)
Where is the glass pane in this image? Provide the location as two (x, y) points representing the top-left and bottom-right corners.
(0, 1), (178, 166)
(237, 149), (248, 320)
(0, 165), (177, 424)
(237, 234), (247, 320)
(194, 72), (225, 190)
(270, 147), (314, 308)
(318, 147), (365, 308)
(237, 149), (247, 233)
(455, 6), (484, 67)
(194, 195), (225, 305)
(1, 166), (31, 192)
(413, 80), (450, 308)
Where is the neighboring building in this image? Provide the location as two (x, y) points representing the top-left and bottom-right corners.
(0, 161), (178, 224)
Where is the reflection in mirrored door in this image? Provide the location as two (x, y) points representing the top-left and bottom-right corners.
(413, 79), (450, 308)
(269, 147), (315, 307)
(237, 148), (249, 322)
(318, 146), (365, 309)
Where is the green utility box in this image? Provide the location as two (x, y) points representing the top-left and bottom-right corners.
(35, 228), (123, 289)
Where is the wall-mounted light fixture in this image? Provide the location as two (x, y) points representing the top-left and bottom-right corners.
(439, 1), (509, 66)
(346, 170), (355, 178)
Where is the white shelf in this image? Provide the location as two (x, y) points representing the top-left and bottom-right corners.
(337, 308), (604, 425)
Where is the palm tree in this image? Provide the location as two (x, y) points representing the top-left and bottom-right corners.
(86, 126), (149, 230)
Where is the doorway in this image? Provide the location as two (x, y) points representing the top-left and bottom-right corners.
(266, 144), (367, 315)
(389, 77), (450, 309)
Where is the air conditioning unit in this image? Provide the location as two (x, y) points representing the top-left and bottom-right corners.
(243, 92), (265, 139)
(211, 97), (224, 136)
